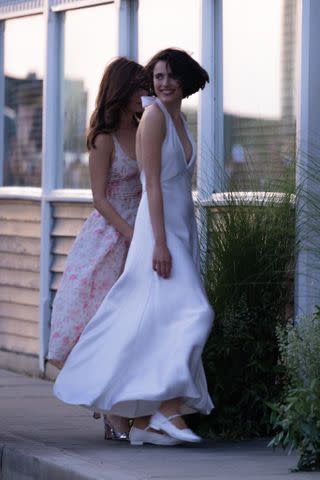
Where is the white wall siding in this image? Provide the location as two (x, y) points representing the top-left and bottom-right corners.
(50, 201), (92, 293)
(0, 199), (41, 355)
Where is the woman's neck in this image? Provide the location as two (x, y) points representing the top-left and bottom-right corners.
(118, 111), (137, 131)
(161, 99), (182, 121)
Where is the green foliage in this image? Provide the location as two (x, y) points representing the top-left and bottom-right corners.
(198, 186), (295, 438)
(269, 311), (320, 471)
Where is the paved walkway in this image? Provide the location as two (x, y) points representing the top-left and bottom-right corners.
(0, 368), (319, 480)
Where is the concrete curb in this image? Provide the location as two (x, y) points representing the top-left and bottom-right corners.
(0, 433), (140, 480)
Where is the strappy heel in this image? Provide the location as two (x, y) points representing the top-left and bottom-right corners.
(103, 415), (129, 441)
(92, 412), (129, 440)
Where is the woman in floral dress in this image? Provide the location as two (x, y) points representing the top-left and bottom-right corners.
(47, 57), (147, 439)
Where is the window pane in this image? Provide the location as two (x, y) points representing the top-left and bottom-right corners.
(63, 3), (116, 188)
(4, 15), (44, 187)
(138, 0), (201, 143)
(223, 0), (297, 190)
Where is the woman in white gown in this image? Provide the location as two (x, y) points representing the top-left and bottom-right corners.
(54, 48), (214, 446)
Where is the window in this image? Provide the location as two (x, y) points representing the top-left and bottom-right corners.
(4, 15), (44, 186)
(63, 3), (117, 188)
(138, 0), (201, 143)
(223, 0), (297, 190)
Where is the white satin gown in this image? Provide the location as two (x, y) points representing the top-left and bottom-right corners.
(54, 98), (214, 418)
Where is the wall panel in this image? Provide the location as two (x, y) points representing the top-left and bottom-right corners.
(0, 199), (40, 355)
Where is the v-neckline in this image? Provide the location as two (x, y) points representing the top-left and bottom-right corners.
(113, 134), (137, 163)
(176, 114), (195, 166)
(156, 99), (195, 166)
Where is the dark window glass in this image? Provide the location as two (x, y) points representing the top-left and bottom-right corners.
(138, 0), (201, 189)
(63, 4), (116, 188)
(223, 0), (297, 190)
(4, 15), (44, 186)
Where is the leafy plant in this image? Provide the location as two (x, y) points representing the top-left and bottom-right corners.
(268, 310), (320, 471)
(196, 164), (295, 438)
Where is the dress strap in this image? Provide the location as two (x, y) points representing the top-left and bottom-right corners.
(111, 133), (126, 160)
(155, 98), (171, 125)
(111, 133), (136, 162)
(111, 133), (120, 152)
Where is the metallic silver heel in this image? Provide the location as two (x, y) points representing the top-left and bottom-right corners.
(103, 415), (129, 441)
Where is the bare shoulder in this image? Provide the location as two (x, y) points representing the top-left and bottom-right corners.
(139, 103), (165, 136)
(144, 102), (163, 117)
(93, 133), (114, 152)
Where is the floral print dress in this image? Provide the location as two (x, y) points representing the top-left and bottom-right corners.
(47, 135), (141, 363)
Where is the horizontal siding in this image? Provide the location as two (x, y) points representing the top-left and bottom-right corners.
(51, 272), (62, 292)
(51, 218), (84, 237)
(0, 302), (38, 322)
(0, 268), (39, 289)
(54, 203), (92, 219)
(0, 252), (40, 272)
(0, 202), (40, 221)
(0, 199), (41, 357)
(0, 333), (38, 355)
(0, 286), (39, 306)
(0, 235), (40, 255)
(0, 317), (38, 338)
(0, 219), (41, 238)
(50, 202), (92, 293)
(52, 236), (74, 255)
(51, 254), (66, 274)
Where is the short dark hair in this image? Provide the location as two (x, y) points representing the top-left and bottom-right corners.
(144, 48), (209, 98)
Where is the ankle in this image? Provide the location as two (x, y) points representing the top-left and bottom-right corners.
(106, 415), (129, 433)
(133, 416), (150, 430)
(158, 407), (180, 418)
(156, 410), (188, 430)
(158, 398), (182, 418)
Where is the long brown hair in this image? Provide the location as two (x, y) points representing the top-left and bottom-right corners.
(86, 57), (148, 150)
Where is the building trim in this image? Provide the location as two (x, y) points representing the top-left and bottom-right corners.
(45, 188), (92, 202)
(0, 1), (43, 19)
(0, 186), (42, 199)
(0, 22), (4, 186)
(295, 0), (320, 318)
(38, 1), (64, 371)
(51, 0), (113, 12)
(0, 8), (43, 19)
(0, 0), (114, 18)
(117, 0), (138, 59)
(0, 0), (43, 10)
(198, 0), (223, 199)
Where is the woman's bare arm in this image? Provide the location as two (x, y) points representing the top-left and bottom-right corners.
(138, 106), (171, 278)
(89, 134), (133, 240)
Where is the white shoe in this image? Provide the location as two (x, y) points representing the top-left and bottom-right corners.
(129, 426), (182, 446)
(150, 412), (202, 443)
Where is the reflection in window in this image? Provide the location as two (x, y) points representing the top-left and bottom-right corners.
(138, 0), (200, 155)
(4, 15), (44, 187)
(63, 3), (116, 188)
(223, 0), (297, 190)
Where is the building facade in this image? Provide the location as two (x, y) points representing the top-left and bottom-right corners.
(0, 0), (319, 377)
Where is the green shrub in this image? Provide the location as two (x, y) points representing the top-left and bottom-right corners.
(269, 310), (320, 471)
(198, 188), (295, 438)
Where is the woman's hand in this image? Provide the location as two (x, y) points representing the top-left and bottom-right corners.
(153, 242), (172, 278)
(123, 225), (134, 242)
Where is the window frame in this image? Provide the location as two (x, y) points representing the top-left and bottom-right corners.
(1, 0), (318, 364)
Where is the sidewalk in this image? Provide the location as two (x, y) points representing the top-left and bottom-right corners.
(0, 369), (319, 480)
